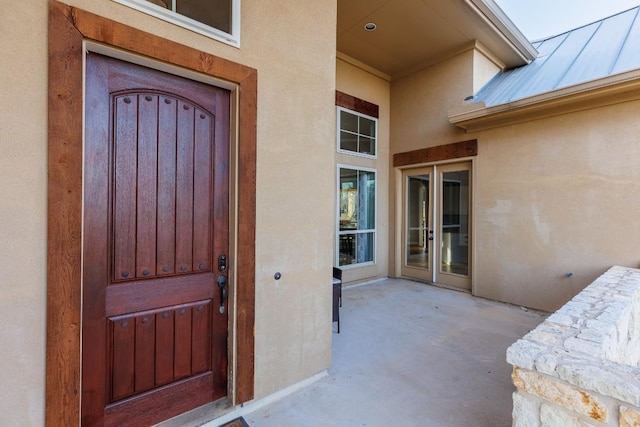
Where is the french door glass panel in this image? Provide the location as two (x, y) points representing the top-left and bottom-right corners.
(401, 163), (471, 290)
(440, 170), (470, 277)
(406, 175), (430, 269)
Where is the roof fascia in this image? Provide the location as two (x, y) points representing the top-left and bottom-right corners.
(464, 0), (538, 64)
(448, 69), (640, 131)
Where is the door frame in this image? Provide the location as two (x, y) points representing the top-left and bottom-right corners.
(434, 162), (472, 289)
(47, 2), (256, 425)
(400, 167), (434, 281)
(393, 140), (478, 290)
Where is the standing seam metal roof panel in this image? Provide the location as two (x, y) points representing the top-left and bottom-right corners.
(472, 34), (569, 105)
(472, 6), (640, 108)
(613, 8), (640, 74)
(557, 12), (637, 88)
(508, 24), (599, 101)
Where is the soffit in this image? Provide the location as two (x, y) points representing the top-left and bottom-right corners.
(337, 0), (532, 79)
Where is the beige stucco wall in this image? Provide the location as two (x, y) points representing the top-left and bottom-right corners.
(390, 51), (471, 152)
(335, 58), (391, 285)
(0, 2), (48, 426)
(0, 0), (336, 425)
(469, 101), (640, 311)
(389, 46), (640, 312)
(472, 48), (502, 94)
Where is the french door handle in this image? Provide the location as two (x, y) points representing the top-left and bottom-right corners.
(217, 275), (227, 314)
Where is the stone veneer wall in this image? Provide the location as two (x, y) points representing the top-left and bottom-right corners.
(506, 266), (640, 427)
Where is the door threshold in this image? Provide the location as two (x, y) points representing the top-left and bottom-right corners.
(403, 277), (471, 294)
(156, 397), (233, 427)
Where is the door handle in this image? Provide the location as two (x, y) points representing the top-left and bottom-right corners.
(217, 275), (227, 314)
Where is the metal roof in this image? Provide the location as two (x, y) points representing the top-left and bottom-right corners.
(473, 6), (640, 107)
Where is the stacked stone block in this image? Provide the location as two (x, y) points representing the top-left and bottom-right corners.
(507, 266), (640, 427)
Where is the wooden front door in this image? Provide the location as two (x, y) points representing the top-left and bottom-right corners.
(82, 53), (230, 426)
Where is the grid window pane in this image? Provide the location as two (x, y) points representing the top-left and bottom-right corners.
(358, 137), (374, 155)
(340, 110), (358, 133)
(338, 109), (376, 157)
(340, 131), (358, 152)
(360, 117), (376, 137)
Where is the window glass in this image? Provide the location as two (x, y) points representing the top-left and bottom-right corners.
(340, 110), (358, 133)
(116, 0), (238, 45)
(359, 137), (374, 156)
(338, 167), (376, 266)
(339, 131), (357, 152)
(175, 0), (231, 34)
(338, 108), (377, 157)
(360, 117), (376, 137)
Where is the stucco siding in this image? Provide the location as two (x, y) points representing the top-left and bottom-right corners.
(388, 47), (640, 313)
(473, 49), (502, 94)
(471, 100), (640, 311)
(0, 1), (48, 425)
(0, 0), (337, 424)
(390, 51), (472, 153)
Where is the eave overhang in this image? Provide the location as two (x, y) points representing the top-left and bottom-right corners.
(465, 0), (538, 65)
(448, 69), (640, 132)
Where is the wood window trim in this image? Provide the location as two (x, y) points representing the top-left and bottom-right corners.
(47, 1), (256, 425)
(335, 91), (379, 118)
(393, 140), (478, 167)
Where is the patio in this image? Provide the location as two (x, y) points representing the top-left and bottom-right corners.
(210, 279), (546, 427)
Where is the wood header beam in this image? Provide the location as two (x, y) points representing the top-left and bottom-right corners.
(393, 140), (478, 167)
(335, 91), (379, 118)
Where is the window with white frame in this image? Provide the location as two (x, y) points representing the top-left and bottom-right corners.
(114, 0), (240, 46)
(337, 107), (377, 157)
(337, 167), (376, 267)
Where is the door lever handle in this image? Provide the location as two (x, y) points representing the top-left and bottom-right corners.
(217, 275), (227, 314)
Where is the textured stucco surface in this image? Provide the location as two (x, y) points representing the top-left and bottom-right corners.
(0, 1), (48, 425)
(471, 101), (640, 311)
(0, 0), (337, 425)
(389, 45), (640, 312)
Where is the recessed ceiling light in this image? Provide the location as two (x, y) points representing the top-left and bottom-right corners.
(364, 22), (377, 31)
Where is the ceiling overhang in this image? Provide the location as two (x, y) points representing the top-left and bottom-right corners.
(336, 0), (537, 80)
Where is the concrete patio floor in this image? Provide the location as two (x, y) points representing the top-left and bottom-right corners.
(211, 279), (547, 427)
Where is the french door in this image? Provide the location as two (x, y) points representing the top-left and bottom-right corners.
(401, 162), (471, 290)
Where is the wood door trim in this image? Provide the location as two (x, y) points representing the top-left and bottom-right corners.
(47, 1), (256, 425)
(393, 140), (478, 167)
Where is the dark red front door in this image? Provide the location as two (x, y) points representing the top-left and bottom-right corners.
(82, 53), (230, 426)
